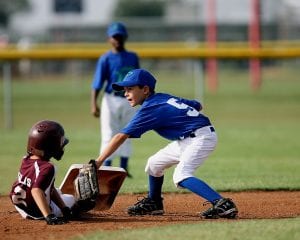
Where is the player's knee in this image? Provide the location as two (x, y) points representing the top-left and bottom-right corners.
(61, 194), (76, 209)
(145, 156), (164, 177)
(172, 168), (193, 188)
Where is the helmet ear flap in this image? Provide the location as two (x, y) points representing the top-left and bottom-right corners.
(52, 136), (69, 161)
(27, 120), (68, 160)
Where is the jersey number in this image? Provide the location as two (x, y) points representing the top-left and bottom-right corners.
(11, 186), (27, 206)
(167, 98), (199, 117)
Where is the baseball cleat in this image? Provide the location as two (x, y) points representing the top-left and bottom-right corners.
(125, 169), (133, 178)
(127, 197), (164, 216)
(200, 198), (238, 219)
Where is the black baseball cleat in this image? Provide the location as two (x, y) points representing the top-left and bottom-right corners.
(200, 198), (238, 219)
(124, 168), (133, 178)
(127, 197), (164, 216)
(126, 171), (133, 178)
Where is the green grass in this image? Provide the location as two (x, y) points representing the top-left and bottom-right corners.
(75, 218), (300, 240)
(0, 65), (300, 194)
(1, 63), (300, 239)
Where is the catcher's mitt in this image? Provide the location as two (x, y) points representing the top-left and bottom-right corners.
(74, 159), (100, 201)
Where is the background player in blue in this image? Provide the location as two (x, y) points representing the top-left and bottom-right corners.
(94, 69), (238, 219)
(91, 22), (140, 177)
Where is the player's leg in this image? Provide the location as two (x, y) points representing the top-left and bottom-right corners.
(103, 159), (112, 166)
(50, 193), (76, 217)
(128, 141), (180, 215)
(54, 190), (97, 219)
(174, 131), (221, 202)
(120, 156), (133, 177)
(100, 94), (119, 165)
(117, 139), (131, 170)
(174, 127), (238, 219)
(14, 205), (44, 220)
(118, 100), (135, 175)
(146, 141), (180, 200)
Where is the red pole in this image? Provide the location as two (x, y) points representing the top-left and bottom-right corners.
(249, 0), (261, 90)
(206, 0), (218, 93)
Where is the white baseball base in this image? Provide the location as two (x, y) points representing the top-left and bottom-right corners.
(59, 164), (127, 211)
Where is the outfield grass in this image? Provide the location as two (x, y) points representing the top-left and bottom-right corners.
(0, 64), (300, 194)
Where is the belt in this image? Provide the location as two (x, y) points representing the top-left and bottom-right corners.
(189, 126), (215, 138)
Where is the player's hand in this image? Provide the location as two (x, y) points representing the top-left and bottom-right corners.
(45, 214), (67, 225)
(91, 105), (100, 117)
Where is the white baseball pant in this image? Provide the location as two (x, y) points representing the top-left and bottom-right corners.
(145, 126), (218, 187)
(100, 93), (136, 158)
(14, 190), (75, 219)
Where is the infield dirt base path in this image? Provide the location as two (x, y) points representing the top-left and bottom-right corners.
(1, 191), (300, 240)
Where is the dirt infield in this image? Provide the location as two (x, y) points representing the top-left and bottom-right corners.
(1, 191), (300, 240)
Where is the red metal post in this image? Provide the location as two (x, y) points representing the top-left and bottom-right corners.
(249, 0), (262, 90)
(206, 0), (218, 92)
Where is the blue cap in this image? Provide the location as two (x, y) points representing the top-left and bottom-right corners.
(107, 22), (128, 38)
(112, 69), (156, 91)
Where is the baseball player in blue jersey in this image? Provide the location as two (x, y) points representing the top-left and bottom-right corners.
(94, 69), (238, 219)
(91, 22), (140, 177)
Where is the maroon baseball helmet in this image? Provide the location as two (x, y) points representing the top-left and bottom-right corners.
(27, 120), (69, 160)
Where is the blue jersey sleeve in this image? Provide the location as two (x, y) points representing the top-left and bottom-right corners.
(92, 55), (108, 90)
(121, 107), (160, 138)
(179, 98), (202, 111)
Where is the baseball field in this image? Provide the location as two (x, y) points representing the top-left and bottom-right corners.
(0, 63), (299, 239)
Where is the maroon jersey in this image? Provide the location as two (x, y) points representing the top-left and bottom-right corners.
(10, 155), (56, 218)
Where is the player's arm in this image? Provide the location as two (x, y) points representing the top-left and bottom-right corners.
(31, 187), (52, 217)
(51, 187), (67, 210)
(95, 133), (129, 168)
(91, 89), (100, 117)
(91, 56), (107, 118)
(32, 187), (67, 225)
(50, 187), (72, 220)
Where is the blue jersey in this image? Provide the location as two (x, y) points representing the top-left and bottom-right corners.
(121, 93), (212, 141)
(92, 50), (140, 93)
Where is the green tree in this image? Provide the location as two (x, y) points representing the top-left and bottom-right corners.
(0, 0), (30, 27)
(114, 0), (166, 17)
